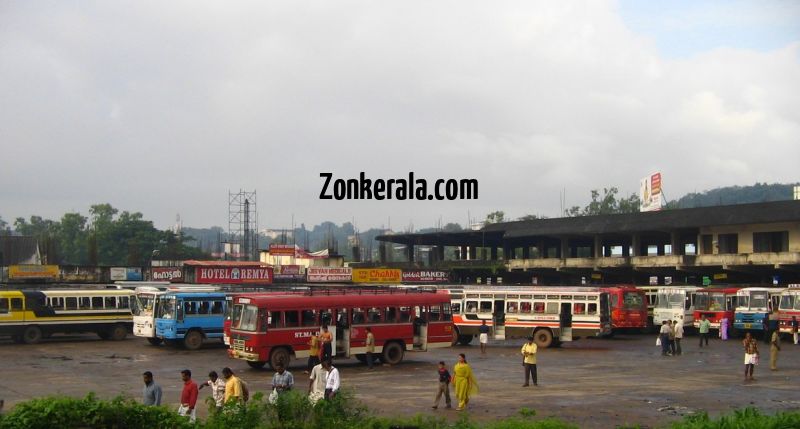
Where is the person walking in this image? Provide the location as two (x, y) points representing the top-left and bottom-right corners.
(479, 320), (490, 356)
(769, 329), (781, 371)
(720, 316), (730, 341)
(743, 332), (759, 381)
(674, 320), (683, 356)
(323, 360), (340, 400)
(365, 327), (375, 369)
(521, 336), (538, 386)
(698, 315), (711, 347)
(453, 353), (478, 411)
(307, 332), (321, 374)
(792, 316), (799, 345)
(178, 369), (198, 423)
(142, 371), (162, 406)
(199, 370), (226, 412)
(431, 361), (452, 409)
(659, 321), (671, 356)
(320, 325), (333, 362)
(222, 367), (243, 405)
(668, 320), (676, 355)
(307, 361), (329, 404)
(269, 363), (294, 403)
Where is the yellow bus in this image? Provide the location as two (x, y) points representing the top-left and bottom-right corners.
(0, 289), (133, 344)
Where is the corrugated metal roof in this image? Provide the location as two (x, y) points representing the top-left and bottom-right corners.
(0, 236), (41, 265)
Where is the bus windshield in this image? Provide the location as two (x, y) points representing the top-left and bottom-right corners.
(235, 304), (259, 331)
(708, 293), (725, 311)
(750, 292), (768, 309)
(158, 297), (175, 319)
(133, 294), (156, 317)
(622, 292), (644, 310)
(656, 292), (683, 309)
(779, 295), (794, 310)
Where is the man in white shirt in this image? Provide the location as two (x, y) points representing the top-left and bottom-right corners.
(322, 360), (340, 400)
(307, 362), (329, 404)
(674, 318), (684, 356)
(198, 370), (226, 411)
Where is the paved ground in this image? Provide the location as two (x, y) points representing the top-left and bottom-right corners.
(0, 333), (798, 428)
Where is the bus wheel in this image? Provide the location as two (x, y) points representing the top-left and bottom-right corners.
(269, 348), (291, 370)
(147, 338), (163, 346)
(533, 329), (553, 348)
(109, 324), (128, 341)
(381, 341), (405, 365)
(457, 335), (473, 346)
(183, 331), (204, 350)
(247, 361), (267, 369)
(22, 326), (43, 344)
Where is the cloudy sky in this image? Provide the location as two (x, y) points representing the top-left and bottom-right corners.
(1, 0), (799, 232)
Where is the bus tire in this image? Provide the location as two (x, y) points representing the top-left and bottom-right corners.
(457, 335), (473, 346)
(381, 341), (405, 365)
(269, 347), (291, 370)
(22, 326), (43, 344)
(147, 337), (163, 346)
(109, 324), (128, 341)
(247, 361), (267, 369)
(533, 328), (553, 348)
(183, 330), (204, 350)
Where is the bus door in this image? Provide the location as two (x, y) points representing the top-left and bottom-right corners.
(414, 305), (428, 350)
(493, 299), (506, 340)
(336, 308), (350, 357)
(559, 303), (573, 341)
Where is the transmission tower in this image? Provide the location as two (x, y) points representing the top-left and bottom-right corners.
(228, 190), (258, 261)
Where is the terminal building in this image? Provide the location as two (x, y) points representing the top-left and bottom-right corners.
(373, 200), (800, 286)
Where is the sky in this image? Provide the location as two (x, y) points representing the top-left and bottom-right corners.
(1, 0), (799, 232)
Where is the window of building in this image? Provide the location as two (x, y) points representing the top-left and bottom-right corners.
(701, 234), (713, 254)
(718, 233), (738, 254)
(753, 231), (789, 253)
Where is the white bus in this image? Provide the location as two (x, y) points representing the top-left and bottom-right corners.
(653, 286), (700, 328)
(451, 286), (612, 348)
(131, 284), (220, 345)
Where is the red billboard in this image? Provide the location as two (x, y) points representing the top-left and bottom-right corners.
(151, 267), (184, 283)
(194, 266), (273, 284)
(402, 270), (450, 283)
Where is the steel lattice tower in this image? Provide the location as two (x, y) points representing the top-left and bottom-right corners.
(228, 190), (258, 261)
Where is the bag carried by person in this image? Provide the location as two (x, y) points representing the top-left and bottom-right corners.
(656, 336), (661, 346)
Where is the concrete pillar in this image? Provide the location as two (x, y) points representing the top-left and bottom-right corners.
(657, 244), (665, 256)
(437, 245), (445, 261)
(491, 246), (498, 260)
(671, 232), (683, 256)
(406, 245), (415, 262)
(631, 234), (641, 257)
(468, 246), (477, 260)
(522, 246), (530, 259)
(560, 238), (569, 259)
(594, 236), (602, 258)
(538, 239), (546, 259)
(379, 243), (387, 263)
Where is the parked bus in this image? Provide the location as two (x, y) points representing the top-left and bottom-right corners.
(0, 289), (133, 344)
(228, 289), (453, 369)
(132, 284), (219, 345)
(734, 287), (783, 335)
(601, 286), (647, 331)
(653, 286), (700, 328)
(154, 291), (228, 350)
(777, 286), (800, 338)
(692, 287), (741, 332)
(452, 286), (612, 348)
(635, 286), (660, 329)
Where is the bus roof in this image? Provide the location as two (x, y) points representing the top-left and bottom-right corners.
(162, 291), (228, 299)
(460, 285), (602, 293)
(696, 287), (742, 294)
(36, 289), (134, 297)
(737, 287), (784, 294)
(236, 291), (450, 309)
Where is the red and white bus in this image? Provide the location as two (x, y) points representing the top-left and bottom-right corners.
(227, 290), (453, 369)
(778, 286), (800, 337)
(451, 286), (612, 348)
(601, 286), (647, 331)
(692, 287), (742, 331)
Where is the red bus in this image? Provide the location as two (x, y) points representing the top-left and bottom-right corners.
(692, 287), (741, 331)
(601, 286), (647, 331)
(227, 290), (453, 369)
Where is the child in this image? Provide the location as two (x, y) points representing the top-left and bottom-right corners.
(432, 361), (452, 409)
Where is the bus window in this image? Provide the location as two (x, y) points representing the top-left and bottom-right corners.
(351, 308), (365, 324)
(429, 305), (442, 321)
(479, 301), (492, 313)
(184, 301), (198, 316)
(80, 297), (91, 309)
(66, 297), (78, 310)
(320, 309), (333, 327)
(92, 297), (104, 308)
(104, 297), (116, 308)
(199, 301), (211, 314)
(545, 302), (559, 314)
(385, 307), (398, 323)
(451, 302), (461, 314)
(574, 303), (586, 315)
(587, 303), (598, 315)
(442, 304), (452, 321)
(268, 311), (282, 328)
(610, 294), (619, 309)
(285, 311), (300, 327)
(368, 307), (382, 324)
(211, 301), (224, 314)
(119, 296), (130, 309)
(302, 309), (318, 327)
(465, 301), (478, 313)
(337, 309), (348, 328)
(520, 302), (532, 313)
(0, 298), (7, 314)
(399, 306), (412, 322)
(418, 305), (429, 322)
(11, 298), (22, 311)
(506, 302), (518, 313)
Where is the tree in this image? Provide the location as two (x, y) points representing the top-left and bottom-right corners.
(565, 187), (640, 217)
(485, 211), (505, 224)
(0, 215), (9, 236)
(518, 214), (548, 221)
(58, 212), (89, 265)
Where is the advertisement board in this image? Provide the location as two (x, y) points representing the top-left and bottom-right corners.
(640, 172), (663, 212)
(111, 267), (143, 281)
(194, 266), (273, 284)
(401, 270), (450, 283)
(307, 267), (352, 282)
(60, 266), (102, 282)
(274, 265), (305, 280)
(269, 244), (297, 256)
(8, 265), (59, 280)
(352, 268), (401, 284)
(151, 267), (184, 282)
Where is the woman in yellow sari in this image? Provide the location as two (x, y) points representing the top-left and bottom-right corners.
(453, 353), (478, 410)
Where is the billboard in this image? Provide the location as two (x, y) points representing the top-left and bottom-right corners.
(640, 172), (663, 212)
(111, 267), (143, 281)
(402, 270), (450, 283)
(352, 268), (401, 284)
(274, 265), (305, 280)
(269, 244), (297, 256)
(307, 267), (352, 282)
(151, 267), (184, 282)
(60, 266), (102, 283)
(195, 266), (273, 284)
(8, 265), (59, 280)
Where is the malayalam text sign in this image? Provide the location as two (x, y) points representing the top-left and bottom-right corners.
(307, 267), (352, 282)
(151, 267), (184, 282)
(9, 265), (59, 280)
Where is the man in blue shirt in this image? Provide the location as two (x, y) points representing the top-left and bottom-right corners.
(479, 320), (490, 355)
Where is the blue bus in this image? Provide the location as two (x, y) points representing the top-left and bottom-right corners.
(155, 291), (227, 350)
(733, 287), (782, 336)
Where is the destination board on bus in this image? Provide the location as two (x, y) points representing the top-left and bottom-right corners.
(352, 268), (401, 284)
(402, 270), (449, 283)
(307, 267), (352, 282)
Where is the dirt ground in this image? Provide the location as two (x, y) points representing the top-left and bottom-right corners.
(0, 332), (798, 428)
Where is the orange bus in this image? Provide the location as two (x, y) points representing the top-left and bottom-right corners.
(227, 289), (453, 369)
